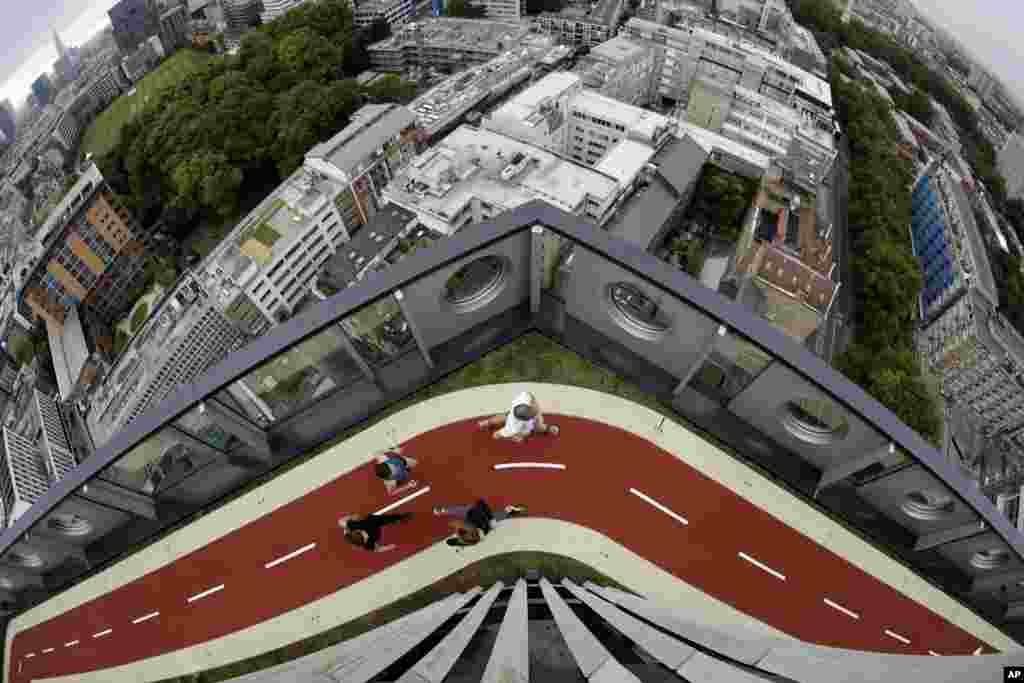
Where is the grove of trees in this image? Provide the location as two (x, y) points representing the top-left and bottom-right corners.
(829, 60), (941, 444)
(789, 0), (1006, 206)
(98, 2), (412, 233)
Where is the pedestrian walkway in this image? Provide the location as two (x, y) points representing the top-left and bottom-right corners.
(4, 384), (1013, 683)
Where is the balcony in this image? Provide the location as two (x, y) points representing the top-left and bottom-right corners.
(2, 202), (1024, 647)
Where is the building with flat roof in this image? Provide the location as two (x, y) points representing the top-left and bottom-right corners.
(911, 162), (997, 323)
(601, 134), (709, 252)
(919, 288), (1024, 442)
(535, 0), (623, 46)
(573, 36), (658, 106)
(108, 0), (161, 54)
(18, 163), (151, 333)
(158, 5), (190, 53)
(998, 133), (1024, 201)
(368, 19), (532, 73)
(726, 180), (838, 343)
(621, 18), (834, 115)
(382, 125), (634, 235)
(51, 112), (80, 151)
(261, 0), (315, 23)
(406, 37), (565, 139)
(354, 0), (415, 29)
(85, 274), (250, 449)
(319, 204), (422, 289)
(483, 71), (677, 168)
(201, 105), (420, 323)
(715, 0), (787, 34)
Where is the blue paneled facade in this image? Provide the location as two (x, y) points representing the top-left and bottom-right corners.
(912, 175), (962, 320)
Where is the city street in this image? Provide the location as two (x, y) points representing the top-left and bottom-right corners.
(809, 137), (852, 364)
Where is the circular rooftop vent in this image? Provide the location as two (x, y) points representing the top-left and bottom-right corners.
(48, 513), (93, 537)
(6, 550), (43, 569)
(443, 255), (509, 314)
(971, 548), (1011, 571)
(605, 282), (672, 342)
(778, 398), (849, 446)
(901, 490), (955, 521)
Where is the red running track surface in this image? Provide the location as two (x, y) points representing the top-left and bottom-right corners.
(9, 416), (995, 681)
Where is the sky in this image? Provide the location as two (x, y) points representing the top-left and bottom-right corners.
(2, 1), (1024, 109)
(0, 0), (114, 107)
(910, 0), (1023, 106)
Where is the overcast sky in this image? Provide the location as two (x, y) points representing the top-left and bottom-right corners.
(0, 0), (111, 107)
(912, 0), (1024, 106)
(1, 1), (1023, 109)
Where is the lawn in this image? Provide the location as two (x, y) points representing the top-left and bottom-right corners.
(80, 50), (212, 159)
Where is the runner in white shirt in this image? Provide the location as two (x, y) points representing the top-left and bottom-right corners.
(478, 391), (559, 442)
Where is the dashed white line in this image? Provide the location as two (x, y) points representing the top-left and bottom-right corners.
(738, 551), (786, 581)
(64, 640), (79, 648)
(375, 486), (431, 514)
(928, 650), (941, 656)
(884, 629), (910, 645)
(132, 611), (160, 624)
(822, 598), (859, 620)
(187, 584), (225, 604)
(493, 463), (566, 470)
(92, 629), (112, 639)
(265, 542), (317, 570)
(24, 653), (34, 658)
(628, 488), (689, 526)
(41, 648), (54, 654)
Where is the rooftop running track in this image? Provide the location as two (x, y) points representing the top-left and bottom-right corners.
(4, 385), (1010, 682)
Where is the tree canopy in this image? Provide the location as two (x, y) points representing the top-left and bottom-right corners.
(97, 0), (415, 226)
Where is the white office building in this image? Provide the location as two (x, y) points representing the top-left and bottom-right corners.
(260, 0), (315, 23)
(204, 104), (420, 323)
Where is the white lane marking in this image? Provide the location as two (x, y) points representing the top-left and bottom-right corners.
(265, 542), (317, 570)
(738, 551), (786, 581)
(493, 463), (566, 470)
(64, 640), (79, 648)
(822, 598), (859, 620)
(628, 488), (689, 526)
(41, 648), (54, 654)
(24, 653), (34, 658)
(187, 583), (225, 604)
(375, 486), (431, 514)
(884, 629), (910, 645)
(974, 646), (983, 655)
(92, 629), (112, 639)
(928, 650), (940, 656)
(132, 611), (160, 624)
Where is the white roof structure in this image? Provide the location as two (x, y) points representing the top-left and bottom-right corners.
(593, 140), (655, 186)
(384, 126), (625, 234)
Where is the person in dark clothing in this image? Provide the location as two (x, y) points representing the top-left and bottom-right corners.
(435, 500), (527, 547)
(338, 512), (413, 552)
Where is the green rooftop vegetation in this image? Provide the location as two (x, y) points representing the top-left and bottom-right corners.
(238, 199), (286, 252)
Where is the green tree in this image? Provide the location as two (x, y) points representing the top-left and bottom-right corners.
(171, 150), (244, 218)
(364, 74), (417, 103)
(275, 28), (344, 82)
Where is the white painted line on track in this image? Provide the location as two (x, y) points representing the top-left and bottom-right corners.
(132, 611), (160, 624)
(64, 640), (79, 648)
(628, 488), (689, 526)
(738, 552), (786, 581)
(187, 584), (225, 604)
(375, 486), (431, 514)
(974, 646), (983, 655)
(265, 542), (317, 570)
(92, 629), (112, 639)
(884, 629), (910, 645)
(41, 648), (53, 654)
(24, 653), (34, 658)
(493, 463), (566, 470)
(822, 598), (859, 620)
(928, 650), (940, 656)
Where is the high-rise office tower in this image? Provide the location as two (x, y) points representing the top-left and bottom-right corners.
(108, 0), (161, 54)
